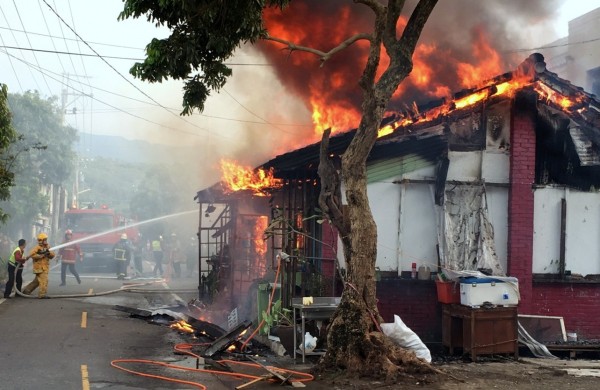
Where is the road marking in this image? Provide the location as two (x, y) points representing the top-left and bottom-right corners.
(88, 288), (93, 295)
(81, 312), (87, 328)
(81, 365), (89, 390)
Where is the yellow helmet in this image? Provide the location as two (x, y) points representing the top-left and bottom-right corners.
(37, 232), (48, 241)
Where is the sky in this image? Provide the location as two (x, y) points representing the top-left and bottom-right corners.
(1, 0), (600, 187)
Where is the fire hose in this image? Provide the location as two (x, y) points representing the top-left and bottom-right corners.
(4, 255), (312, 387)
(109, 256), (312, 388)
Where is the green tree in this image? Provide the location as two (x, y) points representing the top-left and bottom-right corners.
(120, 0), (438, 378)
(0, 84), (19, 223)
(1, 91), (77, 238)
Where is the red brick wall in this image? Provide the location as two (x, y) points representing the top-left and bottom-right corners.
(507, 94), (537, 313)
(376, 279), (441, 342)
(532, 283), (600, 339)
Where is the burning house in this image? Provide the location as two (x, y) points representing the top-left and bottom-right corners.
(195, 53), (600, 343)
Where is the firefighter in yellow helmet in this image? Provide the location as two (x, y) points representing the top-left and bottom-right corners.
(22, 232), (56, 298)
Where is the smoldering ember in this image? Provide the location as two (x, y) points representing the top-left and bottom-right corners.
(2, 1), (600, 390)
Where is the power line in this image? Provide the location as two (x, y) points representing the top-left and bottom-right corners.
(37, 0), (66, 75)
(0, 23), (23, 91)
(0, 25), (144, 50)
(222, 88), (297, 135)
(0, 48), (233, 141)
(41, 0), (225, 134)
(505, 36), (600, 53)
(12, 0), (53, 96)
(0, 46), (310, 129)
(0, 44), (273, 66)
(0, 45), (149, 61)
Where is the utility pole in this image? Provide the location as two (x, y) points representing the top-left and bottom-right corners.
(59, 73), (93, 240)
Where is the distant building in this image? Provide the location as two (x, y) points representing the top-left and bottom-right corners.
(541, 7), (600, 96)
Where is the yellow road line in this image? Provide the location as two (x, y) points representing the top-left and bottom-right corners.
(81, 311), (87, 328)
(81, 365), (89, 390)
(88, 288), (93, 295)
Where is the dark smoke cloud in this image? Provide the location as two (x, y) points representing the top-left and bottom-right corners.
(257, 0), (564, 118)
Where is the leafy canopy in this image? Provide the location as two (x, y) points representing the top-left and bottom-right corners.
(0, 91), (77, 234)
(0, 84), (18, 222)
(119, 0), (290, 115)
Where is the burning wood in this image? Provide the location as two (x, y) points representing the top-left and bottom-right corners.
(170, 320), (195, 333)
(202, 320), (252, 358)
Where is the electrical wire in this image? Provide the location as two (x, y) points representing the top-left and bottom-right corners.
(11, 0), (53, 96)
(0, 48), (230, 140)
(40, 0), (217, 133)
(37, 0), (67, 76)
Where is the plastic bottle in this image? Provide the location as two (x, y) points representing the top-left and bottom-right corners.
(411, 262), (417, 279)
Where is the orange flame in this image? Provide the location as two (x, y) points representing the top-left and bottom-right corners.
(311, 98), (361, 136)
(456, 27), (503, 89)
(534, 83), (585, 110)
(170, 320), (195, 334)
(220, 159), (283, 195)
(253, 216), (268, 257)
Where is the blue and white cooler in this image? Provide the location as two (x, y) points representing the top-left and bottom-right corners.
(459, 277), (519, 307)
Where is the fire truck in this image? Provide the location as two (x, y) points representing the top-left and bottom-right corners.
(62, 205), (139, 271)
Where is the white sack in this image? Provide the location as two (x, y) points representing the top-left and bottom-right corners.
(380, 314), (431, 363)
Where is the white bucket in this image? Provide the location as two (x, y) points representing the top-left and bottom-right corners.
(567, 332), (577, 342)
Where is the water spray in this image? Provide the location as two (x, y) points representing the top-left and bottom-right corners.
(50, 209), (198, 251)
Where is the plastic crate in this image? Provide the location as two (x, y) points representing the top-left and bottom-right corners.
(435, 280), (460, 304)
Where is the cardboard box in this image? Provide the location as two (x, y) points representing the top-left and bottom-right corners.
(459, 277), (519, 307)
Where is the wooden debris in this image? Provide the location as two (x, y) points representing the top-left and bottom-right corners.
(246, 356), (306, 387)
(235, 374), (274, 389)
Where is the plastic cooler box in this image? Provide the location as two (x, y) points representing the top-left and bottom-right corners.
(459, 277), (519, 307)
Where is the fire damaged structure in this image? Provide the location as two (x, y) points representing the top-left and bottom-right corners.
(195, 53), (600, 343)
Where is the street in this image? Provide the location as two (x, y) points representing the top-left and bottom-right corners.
(0, 260), (235, 389)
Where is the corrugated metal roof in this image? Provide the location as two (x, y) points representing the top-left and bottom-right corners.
(569, 126), (600, 166)
(259, 53), (600, 177)
(197, 53), (600, 195)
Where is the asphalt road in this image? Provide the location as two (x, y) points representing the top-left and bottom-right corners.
(0, 260), (241, 389)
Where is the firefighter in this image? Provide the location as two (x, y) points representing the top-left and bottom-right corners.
(58, 230), (82, 286)
(22, 233), (55, 299)
(151, 236), (164, 277)
(113, 233), (132, 280)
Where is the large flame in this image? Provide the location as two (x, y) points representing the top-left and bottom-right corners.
(220, 159), (283, 195)
(261, 3), (525, 138)
(258, 2), (584, 154)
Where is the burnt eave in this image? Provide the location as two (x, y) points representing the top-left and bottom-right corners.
(196, 53), (600, 195)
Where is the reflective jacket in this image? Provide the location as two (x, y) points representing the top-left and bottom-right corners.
(151, 240), (162, 252)
(28, 244), (56, 274)
(8, 246), (25, 267)
(113, 240), (132, 261)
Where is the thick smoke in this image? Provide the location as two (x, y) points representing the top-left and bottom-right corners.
(254, 0), (564, 128)
(129, 1), (569, 178)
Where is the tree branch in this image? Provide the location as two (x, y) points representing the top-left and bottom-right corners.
(265, 33), (372, 66)
(399, 0), (438, 55)
(354, 0), (384, 15)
